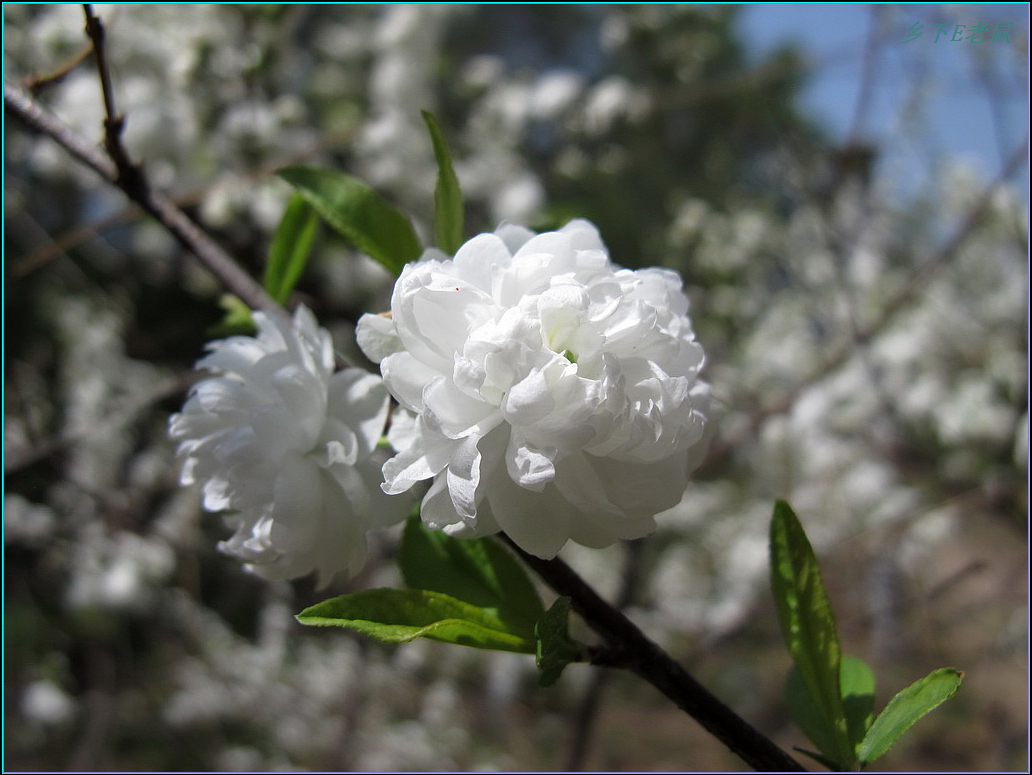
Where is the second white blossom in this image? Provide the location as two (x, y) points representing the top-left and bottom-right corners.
(169, 306), (409, 586)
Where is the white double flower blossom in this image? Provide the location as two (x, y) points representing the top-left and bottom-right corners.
(358, 219), (711, 558)
(169, 306), (408, 586)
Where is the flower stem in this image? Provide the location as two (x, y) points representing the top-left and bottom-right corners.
(502, 535), (806, 772)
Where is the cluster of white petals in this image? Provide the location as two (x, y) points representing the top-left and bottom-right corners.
(169, 307), (408, 586)
(357, 220), (711, 558)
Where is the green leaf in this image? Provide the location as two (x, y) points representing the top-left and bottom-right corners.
(399, 516), (544, 636)
(421, 110), (464, 255)
(770, 499), (853, 768)
(841, 654), (876, 751)
(264, 193), (320, 304)
(207, 293), (256, 337)
(857, 667), (963, 764)
(277, 166), (421, 275)
(786, 655), (876, 765)
(786, 665), (840, 765)
(534, 596), (585, 687)
(297, 588), (536, 654)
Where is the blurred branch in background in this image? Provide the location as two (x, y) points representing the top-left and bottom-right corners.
(700, 134), (1027, 473)
(4, 80), (282, 316)
(8, 125), (358, 281)
(565, 540), (643, 770)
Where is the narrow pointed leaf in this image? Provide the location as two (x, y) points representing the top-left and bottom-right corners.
(786, 654), (876, 767)
(770, 500), (853, 768)
(297, 588), (535, 654)
(264, 193), (320, 303)
(785, 665), (840, 764)
(421, 110), (464, 255)
(277, 166), (421, 275)
(399, 516), (544, 636)
(857, 668), (963, 764)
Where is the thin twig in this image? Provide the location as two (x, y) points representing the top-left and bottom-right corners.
(23, 41), (94, 92)
(82, 5), (140, 190)
(3, 80), (283, 317)
(845, 6), (885, 147)
(8, 203), (145, 279)
(502, 536), (805, 772)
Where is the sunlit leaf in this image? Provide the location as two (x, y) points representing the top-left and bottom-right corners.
(770, 499), (853, 768)
(399, 516), (543, 636)
(277, 166), (421, 275)
(857, 667), (963, 764)
(297, 588), (536, 654)
(786, 654), (875, 765)
(841, 654), (876, 751)
(264, 193), (319, 303)
(421, 110), (464, 255)
(207, 293), (256, 337)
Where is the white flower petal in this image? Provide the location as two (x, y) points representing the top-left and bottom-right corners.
(421, 474), (461, 530)
(502, 368), (556, 426)
(445, 435), (483, 519)
(392, 261), (494, 372)
(486, 474), (572, 559)
(382, 416), (453, 494)
(356, 312), (402, 364)
(493, 221), (536, 254)
(504, 431), (556, 491)
(451, 233), (514, 293)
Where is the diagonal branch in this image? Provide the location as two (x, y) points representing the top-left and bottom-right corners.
(502, 536), (806, 772)
(3, 83), (283, 317)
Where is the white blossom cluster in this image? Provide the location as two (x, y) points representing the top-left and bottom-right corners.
(167, 219), (711, 578)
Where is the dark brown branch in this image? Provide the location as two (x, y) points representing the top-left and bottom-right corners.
(82, 6), (126, 167)
(3, 80), (283, 317)
(502, 536), (806, 772)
